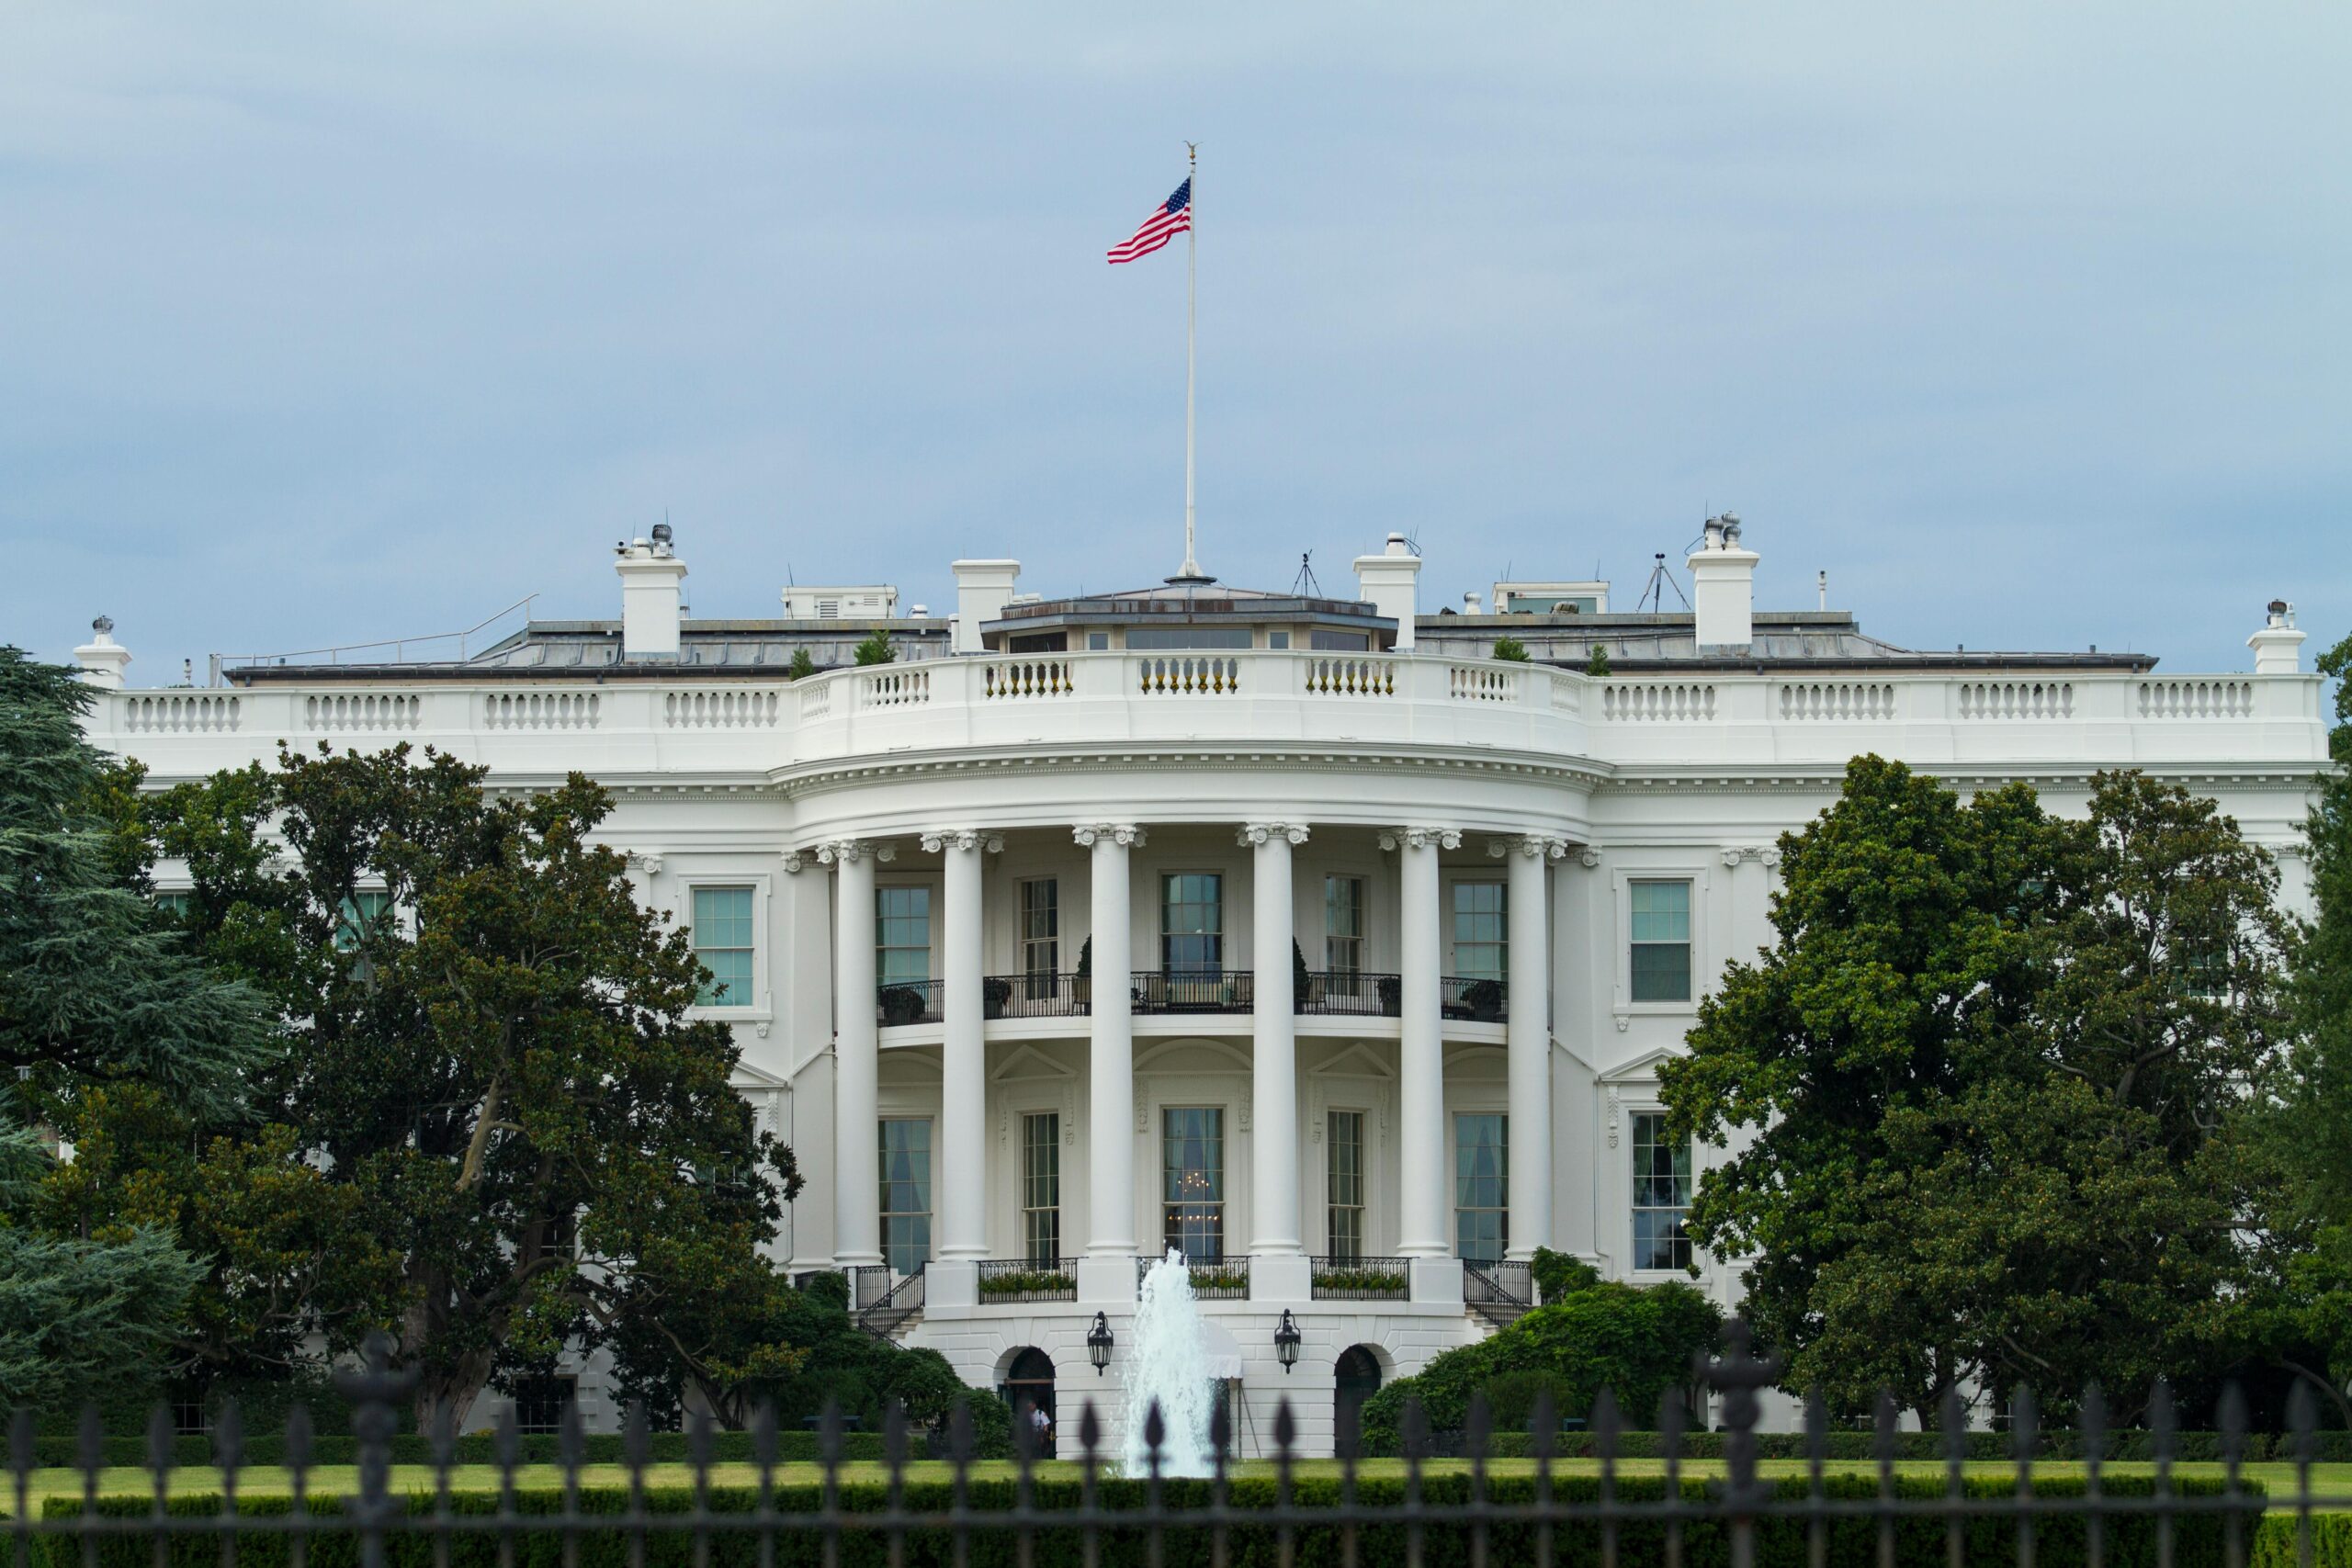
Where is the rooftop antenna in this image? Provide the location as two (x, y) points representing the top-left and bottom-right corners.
(1635, 551), (1690, 615)
(1401, 529), (1423, 558)
(1291, 551), (1324, 597)
(1817, 570), (1827, 611)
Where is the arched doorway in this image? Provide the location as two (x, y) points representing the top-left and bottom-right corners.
(1001, 1347), (1057, 1456)
(1334, 1345), (1384, 1457)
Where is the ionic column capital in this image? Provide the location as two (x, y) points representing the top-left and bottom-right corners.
(1577, 845), (1602, 868)
(1487, 834), (1570, 861)
(1379, 827), (1460, 852)
(626, 851), (666, 877)
(780, 850), (806, 874)
(816, 839), (896, 865)
(920, 829), (1004, 855)
(1238, 821), (1310, 848)
(1073, 823), (1148, 849)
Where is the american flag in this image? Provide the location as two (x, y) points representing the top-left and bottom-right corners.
(1106, 177), (1192, 265)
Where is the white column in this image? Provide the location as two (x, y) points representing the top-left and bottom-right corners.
(1077, 823), (1144, 1303)
(1388, 827), (1457, 1258)
(927, 830), (998, 1262)
(821, 839), (888, 1268)
(1245, 823), (1307, 1269)
(1497, 834), (1565, 1260)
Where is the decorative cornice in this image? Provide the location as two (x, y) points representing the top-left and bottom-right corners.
(1073, 823), (1148, 849)
(1487, 834), (1571, 861)
(1238, 821), (1310, 847)
(1377, 827), (1462, 852)
(772, 742), (1615, 801)
(920, 830), (1006, 855)
(814, 839), (896, 865)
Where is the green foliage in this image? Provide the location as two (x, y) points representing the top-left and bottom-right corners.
(132, 743), (802, 1430)
(0, 1196), (200, 1411)
(786, 647), (817, 681)
(1292, 938), (1311, 1008)
(1357, 1278), (1720, 1448)
(1491, 635), (1531, 663)
(852, 630), (895, 666)
(1530, 1247), (1600, 1303)
(977, 1269), (1073, 1297)
(1661, 756), (2290, 1421)
(49, 1474), (2241, 1568)
(1586, 645), (1611, 677)
(1306, 1266), (1407, 1295)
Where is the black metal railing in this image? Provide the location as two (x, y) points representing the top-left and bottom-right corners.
(1130, 968), (1254, 1013)
(1310, 1254), (1411, 1299)
(1137, 1254), (1250, 1299)
(875, 978), (943, 1027)
(849, 1263), (925, 1339)
(978, 1258), (1077, 1303)
(1441, 975), (1510, 1021)
(1297, 970), (1403, 1016)
(15, 1323), (2314, 1568)
(986, 972), (1092, 1019)
(1464, 1258), (1535, 1305)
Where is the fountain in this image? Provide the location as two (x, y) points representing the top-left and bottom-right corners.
(1120, 1248), (1218, 1477)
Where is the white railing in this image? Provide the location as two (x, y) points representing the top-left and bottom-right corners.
(859, 670), (930, 709)
(664, 690), (783, 728)
(483, 693), (600, 730)
(122, 694), (242, 734)
(1450, 665), (1519, 702)
(1955, 681), (2072, 720)
(2138, 679), (2255, 719)
(305, 694), (420, 733)
(1135, 655), (1240, 694)
(1303, 657), (1396, 696)
(1778, 682), (1896, 721)
(798, 682), (833, 720)
(1600, 682), (1717, 722)
(982, 660), (1073, 699)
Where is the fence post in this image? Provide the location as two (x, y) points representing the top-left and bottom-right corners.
(330, 1332), (420, 1568)
(1699, 1318), (1783, 1568)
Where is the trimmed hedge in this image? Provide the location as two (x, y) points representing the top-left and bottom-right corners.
(14, 1431), (910, 1471)
(40, 1474), (2251, 1568)
(1376, 1428), (2348, 1462)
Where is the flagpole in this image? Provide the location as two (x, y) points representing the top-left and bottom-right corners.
(1180, 141), (1201, 581)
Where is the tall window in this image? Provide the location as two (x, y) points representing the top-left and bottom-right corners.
(879, 1118), (933, 1275)
(1160, 874), (1223, 975)
(1022, 1113), (1061, 1266)
(876, 886), (933, 987)
(1325, 875), (1366, 976)
(1162, 1108), (1225, 1262)
(335, 889), (395, 953)
(153, 890), (192, 919)
(1021, 880), (1059, 998)
(1629, 880), (1692, 1002)
(1451, 883), (1508, 981)
(1327, 1111), (1365, 1262)
(691, 886), (755, 1007)
(513, 1375), (577, 1436)
(1454, 1113), (1508, 1264)
(1632, 1112), (1693, 1270)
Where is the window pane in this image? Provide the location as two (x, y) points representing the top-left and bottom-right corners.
(1630, 942), (1691, 1003)
(876, 886), (933, 986)
(1629, 880), (1690, 942)
(1628, 880), (1692, 1003)
(1161, 874), (1224, 974)
(691, 886), (755, 1006)
(1453, 1113), (1508, 1264)
(1325, 876), (1365, 975)
(1631, 1111), (1692, 1271)
(1328, 1111), (1364, 1263)
(1452, 883), (1508, 981)
(879, 1119), (933, 1275)
(1162, 1107), (1225, 1262)
(1022, 1113), (1060, 1266)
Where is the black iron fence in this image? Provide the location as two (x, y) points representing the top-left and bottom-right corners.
(987, 973), (1091, 1019)
(1299, 970), (1403, 1016)
(1131, 968), (1254, 1014)
(978, 1258), (1077, 1303)
(875, 978), (943, 1027)
(13, 1323), (2343, 1568)
(1440, 975), (1510, 1022)
(1310, 1255), (1411, 1300)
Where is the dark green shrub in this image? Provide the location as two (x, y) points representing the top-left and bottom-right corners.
(1529, 1247), (1600, 1303)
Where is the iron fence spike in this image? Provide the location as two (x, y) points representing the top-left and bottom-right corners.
(215, 1396), (245, 1476)
(1273, 1396), (1296, 1453)
(2288, 1380), (2319, 1465)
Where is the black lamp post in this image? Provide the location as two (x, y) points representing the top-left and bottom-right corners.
(1087, 1312), (1114, 1376)
(1273, 1309), (1302, 1372)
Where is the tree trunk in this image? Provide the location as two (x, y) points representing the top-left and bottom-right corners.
(413, 1347), (496, 1437)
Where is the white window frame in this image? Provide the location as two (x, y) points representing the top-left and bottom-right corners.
(1449, 1108), (1510, 1266)
(1324, 1106), (1370, 1261)
(1443, 875), (1509, 982)
(1610, 864), (1711, 1019)
(682, 872), (773, 1021)
(1626, 1104), (1697, 1277)
(873, 874), (940, 989)
(1323, 873), (1368, 976)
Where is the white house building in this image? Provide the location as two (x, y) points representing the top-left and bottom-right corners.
(69, 520), (2330, 1450)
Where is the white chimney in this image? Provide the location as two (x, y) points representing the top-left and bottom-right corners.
(1688, 513), (1759, 651)
(2249, 600), (2307, 673)
(950, 559), (1021, 654)
(615, 525), (687, 660)
(73, 615), (131, 688)
(1353, 533), (1422, 650)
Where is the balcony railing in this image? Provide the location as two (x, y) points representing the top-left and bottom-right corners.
(1464, 1258), (1534, 1306)
(978, 1258), (1077, 1303)
(1140, 1254), (1250, 1300)
(1441, 975), (1510, 1022)
(1298, 970), (1401, 1016)
(1131, 968), (1254, 1014)
(876, 978), (944, 1027)
(984, 972), (1091, 1019)
(1310, 1255), (1411, 1300)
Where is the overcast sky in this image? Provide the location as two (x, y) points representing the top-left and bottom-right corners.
(5, 4), (2346, 678)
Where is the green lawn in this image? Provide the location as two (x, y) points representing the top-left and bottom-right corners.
(10, 1458), (2352, 1510)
